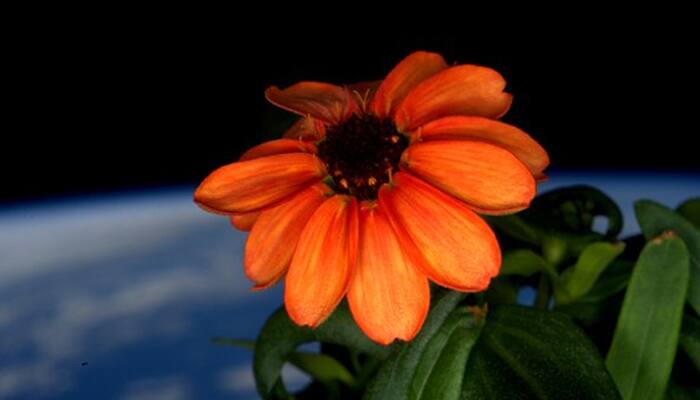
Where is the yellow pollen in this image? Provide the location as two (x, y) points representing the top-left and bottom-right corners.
(368, 176), (377, 186)
(339, 178), (349, 189)
(390, 135), (400, 143)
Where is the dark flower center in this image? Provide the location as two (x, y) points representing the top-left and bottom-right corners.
(317, 114), (409, 200)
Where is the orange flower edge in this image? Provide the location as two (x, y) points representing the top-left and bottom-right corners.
(195, 50), (549, 344)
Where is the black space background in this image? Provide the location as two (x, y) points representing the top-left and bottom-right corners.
(3, 15), (697, 204)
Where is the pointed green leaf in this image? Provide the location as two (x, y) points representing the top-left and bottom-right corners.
(554, 260), (632, 327)
(364, 291), (467, 400)
(500, 249), (557, 278)
(462, 305), (620, 399)
(253, 302), (390, 398)
(417, 311), (482, 400)
(677, 198), (700, 229)
(485, 214), (542, 245)
(557, 241), (625, 303)
(582, 260), (634, 302)
(606, 233), (690, 400)
(211, 337), (355, 388)
(288, 351), (356, 386)
(520, 185), (623, 238)
(635, 200), (700, 316)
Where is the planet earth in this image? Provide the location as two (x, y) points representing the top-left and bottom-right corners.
(1, 172), (698, 399)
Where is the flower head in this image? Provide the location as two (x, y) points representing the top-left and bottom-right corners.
(195, 51), (549, 345)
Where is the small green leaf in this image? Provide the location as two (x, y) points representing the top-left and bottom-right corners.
(557, 241), (625, 303)
(500, 249), (556, 278)
(254, 302), (390, 398)
(606, 233), (690, 400)
(364, 291), (467, 400)
(288, 352), (356, 386)
(485, 214), (541, 245)
(211, 337), (355, 388)
(679, 314), (700, 372)
(677, 198), (700, 229)
(487, 186), (623, 257)
(462, 305), (621, 399)
(521, 185), (623, 238)
(583, 260), (633, 302)
(636, 200), (700, 316)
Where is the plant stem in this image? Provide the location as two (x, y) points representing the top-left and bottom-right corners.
(349, 348), (361, 373)
(535, 275), (551, 309)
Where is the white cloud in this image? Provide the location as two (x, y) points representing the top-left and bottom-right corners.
(218, 364), (256, 393)
(0, 189), (263, 398)
(0, 362), (68, 398)
(0, 189), (209, 288)
(118, 377), (191, 400)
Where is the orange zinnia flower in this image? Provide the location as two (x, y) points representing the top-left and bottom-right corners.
(195, 51), (548, 345)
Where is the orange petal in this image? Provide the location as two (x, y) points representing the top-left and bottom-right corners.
(244, 184), (329, 289)
(282, 116), (326, 140)
(230, 211), (260, 231)
(194, 153), (326, 214)
(370, 51), (447, 119)
(239, 138), (317, 161)
(379, 172), (500, 291)
(394, 65), (513, 132)
(285, 195), (359, 327)
(402, 140), (536, 215)
(347, 204), (430, 345)
(417, 116), (549, 180)
(265, 82), (357, 125)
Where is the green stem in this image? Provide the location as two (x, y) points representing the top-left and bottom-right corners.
(353, 356), (382, 390)
(349, 348), (361, 374)
(535, 274), (551, 309)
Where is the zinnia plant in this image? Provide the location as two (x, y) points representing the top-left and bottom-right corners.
(197, 52), (700, 399)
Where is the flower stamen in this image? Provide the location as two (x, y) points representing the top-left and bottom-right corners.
(317, 115), (408, 200)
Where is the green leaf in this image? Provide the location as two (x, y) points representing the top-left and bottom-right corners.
(521, 185), (623, 238)
(211, 337), (355, 388)
(486, 214), (542, 245)
(679, 314), (700, 372)
(606, 233), (690, 400)
(557, 241), (625, 303)
(500, 249), (556, 278)
(677, 198), (700, 229)
(254, 302), (390, 398)
(635, 200), (700, 315)
(364, 291), (468, 400)
(582, 260), (633, 302)
(487, 186), (623, 258)
(288, 352), (356, 386)
(413, 308), (483, 400)
(462, 305), (620, 399)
